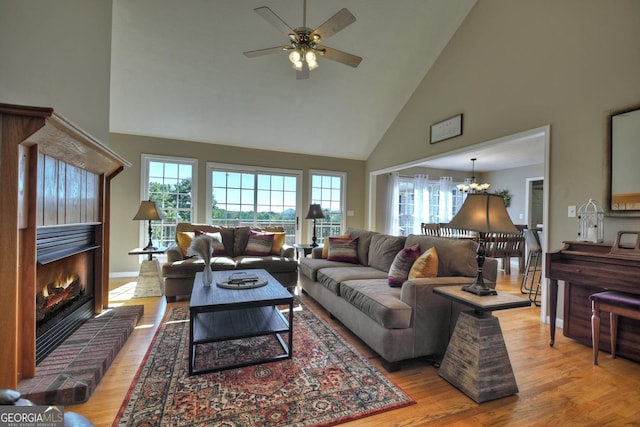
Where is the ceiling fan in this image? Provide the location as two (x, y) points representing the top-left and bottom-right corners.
(243, 0), (363, 80)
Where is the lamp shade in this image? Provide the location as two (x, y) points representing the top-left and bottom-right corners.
(305, 204), (325, 220)
(448, 193), (518, 234)
(133, 200), (164, 221)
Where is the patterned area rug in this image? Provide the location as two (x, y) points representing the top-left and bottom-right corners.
(113, 303), (414, 426)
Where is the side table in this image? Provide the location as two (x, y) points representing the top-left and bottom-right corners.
(433, 286), (530, 403)
(292, 244), (321, 260)
(128, 247), (166, 261)
(128, 247), (166, 294)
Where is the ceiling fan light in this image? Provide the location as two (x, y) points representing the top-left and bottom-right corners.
(305, 51), (318, 70)
(289, 49), (304, 71)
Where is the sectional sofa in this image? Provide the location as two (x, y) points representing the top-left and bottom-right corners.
(298, 228), (497, 371)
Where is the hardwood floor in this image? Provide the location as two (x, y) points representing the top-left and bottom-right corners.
(67, 269), (640, 426)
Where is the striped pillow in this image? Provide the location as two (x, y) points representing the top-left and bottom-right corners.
(388, 244), (421, 287)
(327, 236), (360, 263)
(244, 230), (275, 256)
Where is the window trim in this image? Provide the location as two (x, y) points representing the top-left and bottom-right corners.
(309, 169), (347, 242)
(140, 153), (198, 249)
(206, 161), (303, 232)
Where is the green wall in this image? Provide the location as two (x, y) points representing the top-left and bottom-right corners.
(108, 133), (365, 272)
(367, 0), (640, 251)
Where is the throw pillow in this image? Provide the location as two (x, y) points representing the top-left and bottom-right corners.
(244, 230), (275, 256)
(408, 247), (439, 279)
(270, 232), (286, 255)
(322, 234), (350, 258)
(194, 230), (225, 256)
(176, 231), (195, 257)
(327, 236), (360, 263)
(388, 244), (421, 287)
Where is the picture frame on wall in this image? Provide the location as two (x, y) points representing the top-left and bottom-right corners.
(430, 114), (463, 144)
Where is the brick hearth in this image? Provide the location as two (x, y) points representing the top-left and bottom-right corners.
(17, 305), (143, 405)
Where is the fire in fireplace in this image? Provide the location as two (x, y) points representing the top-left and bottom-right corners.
(37, 273), (82, 322)
(35, 225), (98, 363)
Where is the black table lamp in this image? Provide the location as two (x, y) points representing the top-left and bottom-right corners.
(447, 193), (519, 296)
(305, 204), (325, 247)
(133, 200), (164, 250)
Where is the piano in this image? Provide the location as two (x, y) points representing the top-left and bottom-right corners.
(546, 240), (640, 362)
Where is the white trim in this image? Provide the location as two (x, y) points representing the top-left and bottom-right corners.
(368, 125), (552, 324)
(205, 161), (303, 235)
(140, 153), (198, 245)
(309, 169), (347, 241)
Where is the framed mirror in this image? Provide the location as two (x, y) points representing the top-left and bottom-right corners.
(606, 104), (640, 216)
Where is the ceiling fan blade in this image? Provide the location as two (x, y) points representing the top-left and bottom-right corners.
(297, 61), (310, 80)
(318, 46), (362, 68)
(243, 46), (288, 58)
(311, 8), (356, 42)
(254, 6), (297, 39)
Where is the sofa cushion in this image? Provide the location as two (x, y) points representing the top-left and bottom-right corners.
(176, 231), (195, 257)
(232, 226), (252, 257)
(194, 230), (225, 255)
(368, 234), (406, 272)
(270, 232), (286, 254)
(388, 244), (421, 287)
(174, 223), (235, 257)
(162, 256), (236, 277)
(404, 235), (477, 277)
(345, 228), (379, 265)
(299, 258), (357, 281)
(244, 230), (275, 256)
(322, 234), (350, 258)
(235, 255), (298, 273)
(340, 279), (412, 329)
(317, 266), (388, 295)
(409, 246), (439, 279)
(327, 236), (360, 263)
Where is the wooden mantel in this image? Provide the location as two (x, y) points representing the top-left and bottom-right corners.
(0, 103), (130, 389)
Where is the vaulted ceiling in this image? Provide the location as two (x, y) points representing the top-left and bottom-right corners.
(110, 0), (477, 161)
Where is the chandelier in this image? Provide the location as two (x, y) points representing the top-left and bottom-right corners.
(456, 158), (490, 193)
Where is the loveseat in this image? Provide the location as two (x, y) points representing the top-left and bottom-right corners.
(298, 228), (497, 371)
(162, 223), (298, 302)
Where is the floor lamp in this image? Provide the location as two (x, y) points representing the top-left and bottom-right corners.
(305, 204), (325, 247)
(447, 192), (519, 296)
(133, 200), (164, 250)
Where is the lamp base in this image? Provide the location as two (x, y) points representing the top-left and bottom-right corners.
(462, 283), (498, 296)
(142, 239), (156, 251)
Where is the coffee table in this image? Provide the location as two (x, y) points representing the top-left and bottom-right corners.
(188, 269), (294, 375)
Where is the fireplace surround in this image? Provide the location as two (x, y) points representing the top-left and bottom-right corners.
(0, 103), (130, 389)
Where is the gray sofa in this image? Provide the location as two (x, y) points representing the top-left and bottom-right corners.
(298, 228), (497, 371)
(162, 223), (298, 302)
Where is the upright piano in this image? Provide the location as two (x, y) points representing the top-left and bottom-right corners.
(546, 240), (640, 361)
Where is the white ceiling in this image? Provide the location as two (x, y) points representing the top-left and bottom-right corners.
(415, 131), (546, 172)
(110, 0), (478, 161)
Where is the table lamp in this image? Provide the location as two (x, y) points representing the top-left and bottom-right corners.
(305, 204), (325, 247)
(447, 193), (519, 296)
(133, 200), (164, 250)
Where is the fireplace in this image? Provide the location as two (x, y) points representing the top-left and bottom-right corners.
(35, 224), (99, 363)
(0, 103), (129, 389)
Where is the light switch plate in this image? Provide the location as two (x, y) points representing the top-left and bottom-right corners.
(568, 205), (576, 217)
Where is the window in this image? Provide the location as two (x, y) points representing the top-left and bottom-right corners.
(391, 175), (465, 235)
(141, 154), (197, 249)
(207, 163), (301, 244)
(309, 170), (346, 245)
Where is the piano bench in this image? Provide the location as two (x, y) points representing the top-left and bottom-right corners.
(590, 291), (640, 365)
